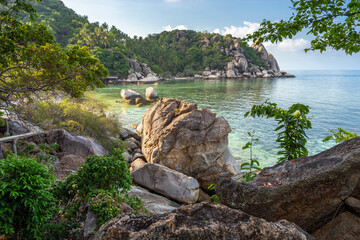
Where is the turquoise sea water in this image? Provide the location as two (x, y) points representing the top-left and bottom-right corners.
(89, 70), (360, 167)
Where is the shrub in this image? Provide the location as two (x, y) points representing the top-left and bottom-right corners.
(0, 154), (56, 239)
(18, 96), (124, 150)
(245, 100), (312, 162)
(54, 148), (144, 229)
(241, 131), (262, 182)
(323, 128), (359, 143)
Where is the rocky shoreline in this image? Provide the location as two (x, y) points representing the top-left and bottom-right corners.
(3, 98), (360, 239)
(103, 40), (295, 85)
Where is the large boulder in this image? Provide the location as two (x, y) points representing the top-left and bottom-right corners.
(94, 203), (313, 240)
(131, 163), (199, 204)
(312, 211), (360, 240)
(216, 137), (360, 233)
(33, 129), (107, 159)
(120, 89), (146, 105)
(141, 98), (239, 188)
(128, 186), (180, 215)
(145, 87), (159, 101)
(268, 53), (280, 72)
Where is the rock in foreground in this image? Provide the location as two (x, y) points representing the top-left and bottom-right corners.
(216, 137), (360, 233)
(94, 203), (313, 240)
(140, 98), (239, 188)
(131, 163), (199, 204)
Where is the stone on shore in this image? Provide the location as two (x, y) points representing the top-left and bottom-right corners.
(120, 89), (144, 105)
(131, 163), (200, 204)
(145, 87), (159, 101)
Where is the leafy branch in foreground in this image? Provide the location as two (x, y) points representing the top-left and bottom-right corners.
(323, 128), (359, 144)
(245, 100), (312, 162)
(246, 0), (360, 54)
(241, 130), (261, 182)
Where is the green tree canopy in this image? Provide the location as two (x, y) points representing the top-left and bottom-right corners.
(247, 0), (360, 54)
(0, 0), (108, 109)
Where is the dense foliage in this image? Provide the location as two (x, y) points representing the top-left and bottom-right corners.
(18, 96), (123, 150)
(245, 100), (312, 162)
(53, 149), (144, 234)
(127, 31), (264, 76)
(247, 0), (360, 54)
(14, 0), (267, 77)
(323, 128), (359, 143)
(0, 154), (56, 239)
(0, 0), (108, 110)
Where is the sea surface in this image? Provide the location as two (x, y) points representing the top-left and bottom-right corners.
(88, 70), (360, 167)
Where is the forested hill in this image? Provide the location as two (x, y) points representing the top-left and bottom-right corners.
(19, 0), (277, 79)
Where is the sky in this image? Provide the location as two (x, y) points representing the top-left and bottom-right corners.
(61, 0), (360, 71)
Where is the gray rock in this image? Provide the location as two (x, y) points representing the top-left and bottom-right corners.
(127, 73), (138, 81)
(131, 153), (145, 162)
(226, 69), (237, 78)
(345, 197), (360, 214)
(127, 186), (180, 215)
(267, 53), (280, 72)
(142, 73), (159, 82)
(238, 57), (248, 72)
(312, 211), (360, 240)
(130, 158), (147, 172)
(201, 38), (211, 47)
(9, 120), (29, 135)
(94, 203), (313, 240)
(145, 87), (159, 101)
(216, 137), (360, 233)
(84, 211), (97, 238)
(123, 152), (131, 162)
(120, 128), (130, 140)
(120, 89), (144, 105)
(243, 72), (252, 78)
(131, 163), (200, 204)
(211, 34), (220, 42)
(141, 98), (240, 189)
(38, 129), (107, 159)
(125, 137), (140, 150)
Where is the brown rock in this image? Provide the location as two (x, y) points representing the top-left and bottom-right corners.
(141, 98), (239, 189)
(312, 211), (360, 240)
(216, 137), (360, 233)
(94, 203), (313, 240)
(130, 158), (147, 171)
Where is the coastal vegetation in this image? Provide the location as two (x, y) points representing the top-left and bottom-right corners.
(1, 0), (360, 239)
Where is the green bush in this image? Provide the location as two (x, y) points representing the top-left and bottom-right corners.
(0, 154), (56, 239)
(54, 148), (144, 228)
(18, 96), (124, 150)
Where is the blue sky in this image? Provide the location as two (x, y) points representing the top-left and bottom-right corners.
(61, 0), (360, 71)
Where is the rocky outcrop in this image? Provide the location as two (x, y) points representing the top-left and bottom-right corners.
(131, 163), (200, 204)
(312, 211), (360, 240)
(140, 98), (240, 189)
(201, 38), (294, 79)
(216, 137), (360, 233)
(145, 87), (159, 101)
(128, 186), (180, 215)
(94, 203), (313, 240)
(104, 59), (160, 84)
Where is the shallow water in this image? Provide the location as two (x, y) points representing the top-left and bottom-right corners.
(88, 70), (360, 167)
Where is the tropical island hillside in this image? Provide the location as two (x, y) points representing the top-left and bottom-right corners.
(19, 0), (293, 83)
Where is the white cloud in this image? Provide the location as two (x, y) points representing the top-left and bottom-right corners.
(162, 25), (187, 31)
(164, 0), (180, 2)
(213, 22), (310, 52)
(264, 38), (310, 52)
(213, 21), (260, 38)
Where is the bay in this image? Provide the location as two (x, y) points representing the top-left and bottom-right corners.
(88, 70), (360, 167)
